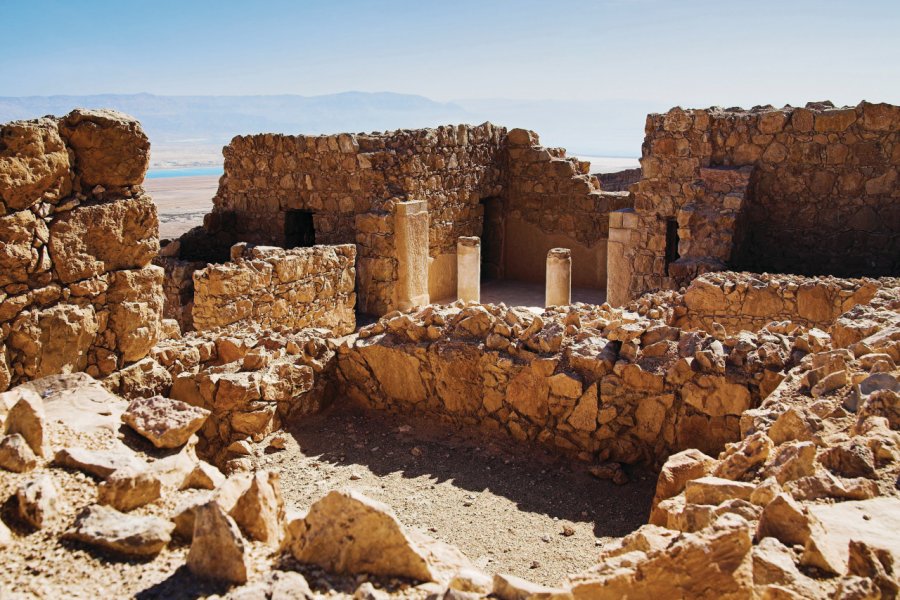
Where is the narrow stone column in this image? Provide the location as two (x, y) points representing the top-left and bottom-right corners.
(606, 208), (637, 307)
(545, 248), (571, 307)
(394, 200), (430, 311)
(456, 237), (481, 303)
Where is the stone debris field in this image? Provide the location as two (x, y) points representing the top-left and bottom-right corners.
(0, 102), (898, 599)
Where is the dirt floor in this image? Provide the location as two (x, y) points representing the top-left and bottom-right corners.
(1, 394), (655, 598)
(260, 404), (657, 588)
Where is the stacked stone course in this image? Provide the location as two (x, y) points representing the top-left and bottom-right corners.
(618, 101), (900, 302)
(0, 109), (163, 391)
(191, 243), (356, 335)
(191, 123), (629, 314)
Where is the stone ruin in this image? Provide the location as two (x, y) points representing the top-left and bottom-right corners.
(0, 102), (899, 599)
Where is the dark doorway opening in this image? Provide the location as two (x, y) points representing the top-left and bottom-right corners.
(285, 210), (316, 248)
(479, 197), (504, 280)
(664, 218), (679, 275)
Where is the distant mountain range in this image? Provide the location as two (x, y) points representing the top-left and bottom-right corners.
(0, 92), (664, 162)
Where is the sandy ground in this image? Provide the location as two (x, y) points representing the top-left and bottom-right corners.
(2, 398), (655, 598)
(262, 404), (656, 588)
(144, 176), (218, 239)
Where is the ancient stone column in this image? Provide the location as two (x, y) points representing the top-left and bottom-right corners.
(394, 200), (430, 311)
(456, 237), (481, 303)
(545, 248), (572, 307)
(606, 208), (637, 307)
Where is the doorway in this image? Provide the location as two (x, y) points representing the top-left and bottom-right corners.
(479, 197), (504, 280)
(285, 210), (316, 248)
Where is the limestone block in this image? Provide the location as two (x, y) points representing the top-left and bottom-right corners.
(48, 195), (159, 284)
(0, 117), (71, 210)
(59, 109), (150, 188)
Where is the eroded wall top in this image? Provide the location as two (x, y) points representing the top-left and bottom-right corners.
(622, 101), (899, 300)
(0, 109), (163, 391)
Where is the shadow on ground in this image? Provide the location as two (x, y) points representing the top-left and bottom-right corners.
(283, 404), (656, 540)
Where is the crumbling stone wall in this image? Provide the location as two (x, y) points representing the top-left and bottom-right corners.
(337, 272), (898, 468)
(503, 130), (631, 288)
(192, 123), (628, 314)
(620, 101), (900, 301)
(0, 109), (164, 391)
(596, 167), (642, 192)
(203, 125), (504, 312)
(337, 302), (791, 467)
(191, 243), (356, 335)
(671, 272), (884, 335)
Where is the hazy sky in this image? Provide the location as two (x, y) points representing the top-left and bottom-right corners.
(3, 0), (899, 107)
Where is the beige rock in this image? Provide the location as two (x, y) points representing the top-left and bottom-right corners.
(111, 357), (173, 399)
(122, 395), (210, 448)
(801, 498), (900, 575)
(187, 500), (249, 584)
(7, 304), (99, 380)
(756, 493), (811, 547)
(768, 408), (822, 445)
(4, 388), (46, 457)
(54, 445), (145, 479)
(97, 467), (161, 512)
(48, 196), (159, 284)
(752, 537), (821, 598)
(58, 108), (150, 188)
(651, 448), (716, 520)
(66, 504), (172, 557)
(230, 470), (284, 545)
(16, 473), (58, 528)
(0, 433), (37, 472)
(714, 432), (774, 481)
(0, 117), (71, 210)
(569, 514), (753, 600)
(763, 441), (817, 485)
(449, 567), (493, 594)
(182, 460), (226, 491)
(492, 573), (572, 600)
(290, 489), (472, 583)
(684, 476), (755, 505)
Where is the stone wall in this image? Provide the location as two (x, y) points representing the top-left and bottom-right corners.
(0, 109), (164, 391)
(671, 272), (884, 335)
(191, 243), (356, 335)
(618, 101), (900, 301)
(337, 301), (803, 468)
(338, 273), (899, 469)
(186, 124), (627, 314)
(503, 130), (632, 289)
(596, 167), (642, 192)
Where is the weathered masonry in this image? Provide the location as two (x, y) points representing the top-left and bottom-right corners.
(164, 125), (631, 318)
(608, 101), (900, 304)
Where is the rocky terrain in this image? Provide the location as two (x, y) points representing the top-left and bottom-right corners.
(1, 105), (898, 598)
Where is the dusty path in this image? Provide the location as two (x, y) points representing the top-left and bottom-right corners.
(259, 404), (657, 587)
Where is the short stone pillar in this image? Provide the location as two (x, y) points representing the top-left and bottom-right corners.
(394, 200), (430, 311)
(457, 237), (481, 303)
(606, 208), (637, 307)
(545, 248), (571, 307)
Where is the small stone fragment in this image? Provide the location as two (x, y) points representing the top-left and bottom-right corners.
(0, 433), (37, 473)
(122, 395), (210, 448)
(66, 504), (173, 557)
(4, 389), (46, 457)
(16, 474), (58, 529)
(54, 446), (145, 479)
(187, 500), (249, 584)
(229, 470), (284, 545)
(97, 467), (162, 512)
